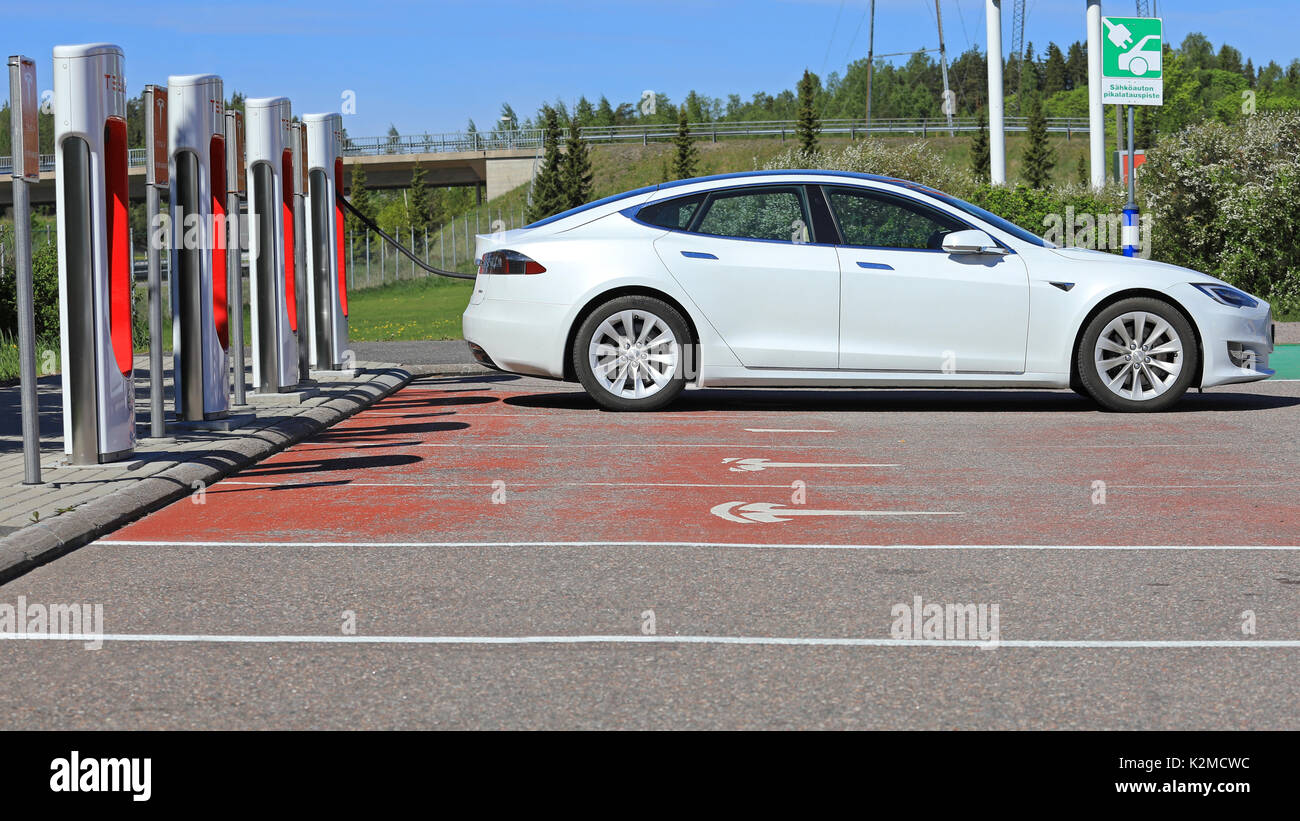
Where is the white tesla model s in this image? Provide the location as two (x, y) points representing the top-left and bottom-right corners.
(463, 171), (1274, 412)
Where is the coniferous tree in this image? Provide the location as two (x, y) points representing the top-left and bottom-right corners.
(1021, 92), (1055, 188)
(971, 107), (991, 183)
(562, 122), (594, 209)
(1065, 42), (1088, 90)
(526, 107), (566, 222)
(796, 69), (821, 155)
(1043, 43), (1067, 95)
(408, 163), (433, 233)
(347, 161), (376, 235)
(671, 108), (699, 179)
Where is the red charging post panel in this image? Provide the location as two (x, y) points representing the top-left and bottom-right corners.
(104, 117), (133, 376)
(211, 134), (229, 348)
(281, 149), (297, 331)
(334, 157), (348, 317)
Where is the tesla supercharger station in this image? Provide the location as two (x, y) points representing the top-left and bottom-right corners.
(53, 43), (135, 464)
(304, 113), (349, 371)
(168, 74), (230, 421)
(245, 97), (299, 392)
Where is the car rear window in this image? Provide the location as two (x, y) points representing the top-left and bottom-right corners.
(636, 194), (706, 230)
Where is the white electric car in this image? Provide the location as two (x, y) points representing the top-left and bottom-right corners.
(463, 171), (1274, 412)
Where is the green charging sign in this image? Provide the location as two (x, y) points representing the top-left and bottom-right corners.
(1102, 16), (1163, 105)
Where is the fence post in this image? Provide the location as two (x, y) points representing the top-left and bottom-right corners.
(366, 229), (370, 287)
(440, 224), (445, 269)
(451, 218), (456, 267)
(410, 226), (415, 279)
(424, 227), (428, 265)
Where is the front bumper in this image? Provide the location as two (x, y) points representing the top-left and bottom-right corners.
(1168, 283), (1275, 387)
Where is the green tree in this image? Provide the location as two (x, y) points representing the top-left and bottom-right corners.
(1043, 43), (1067, 95)
(1065, 42), (1087, 90)
(970, 107), (990, 183)
(408, 163), (433, 232)
(562, 122), (594, 209)
(526, 107), (566, 222)
(499, 103), (518, 131)
(796, 69), (821, 155)
(1020, 92), (1055, 188)
(671, 108), (699, 179)
(347, 161), (376, 235)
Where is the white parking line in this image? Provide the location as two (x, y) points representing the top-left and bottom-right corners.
(219, 481), (796, 489)
(96, 539), (1300, 551)
(744, 428), (835, 433)
(3, 633), (1298, 649)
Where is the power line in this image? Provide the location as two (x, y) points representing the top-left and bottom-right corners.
(842, 1), (871, 67)
(821, 0), (848, 76)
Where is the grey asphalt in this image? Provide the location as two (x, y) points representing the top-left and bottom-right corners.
(1, 374), (1298, 729)
(349, 340), (474, 366)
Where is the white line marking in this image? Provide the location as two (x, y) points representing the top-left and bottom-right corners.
(744, 428), (835, 433)
(95, 539), (1300, 551)
(711, 501), (961, 524)
(3, 633), (1298, 649)
(219, 480), (795, 489)
(723, 457), (898, 472)
(413, 443), (834, 449)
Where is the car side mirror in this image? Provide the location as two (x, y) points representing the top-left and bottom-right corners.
(942, 229), (1007, 255)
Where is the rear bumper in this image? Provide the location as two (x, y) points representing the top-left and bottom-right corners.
(462, 297), (569, 378)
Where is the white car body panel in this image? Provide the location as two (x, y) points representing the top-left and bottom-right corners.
(463, 172), (1274, 394)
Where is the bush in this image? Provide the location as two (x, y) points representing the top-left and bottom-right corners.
(763, 138), (978, 197)
(0, 234), (59, 339)
(1141, 111), (1300, 317)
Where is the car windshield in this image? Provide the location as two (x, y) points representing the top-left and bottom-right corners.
(914, 188), (1056, 248)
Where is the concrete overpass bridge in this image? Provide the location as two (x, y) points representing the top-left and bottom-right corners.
(2, 114), (1089, 208)
(0, 145), (537, 208)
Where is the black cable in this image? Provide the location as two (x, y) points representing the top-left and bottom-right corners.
(335, 193), (476, 280)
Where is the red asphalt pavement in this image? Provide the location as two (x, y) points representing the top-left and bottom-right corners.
(108, 375), (1300, 547)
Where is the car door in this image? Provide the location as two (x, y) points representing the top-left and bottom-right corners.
(652, 185), (840, 369)
(823, 185), (1030, 373)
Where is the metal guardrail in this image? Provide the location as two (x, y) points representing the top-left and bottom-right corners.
(340, 116), (1091, 156)
(0, 148), (147, 175)
(2, 117), (1090, 170)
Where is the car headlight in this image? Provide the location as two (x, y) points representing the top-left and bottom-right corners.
(1191, 283), (1259, 309)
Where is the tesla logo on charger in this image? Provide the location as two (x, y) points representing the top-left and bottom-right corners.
(103, 73), (125, 94)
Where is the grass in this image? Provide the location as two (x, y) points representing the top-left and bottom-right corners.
(347, 276), (474, 341)
(0, 329), (61, 383)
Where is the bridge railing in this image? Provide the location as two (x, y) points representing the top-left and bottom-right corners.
(0, 148), (147, 175)
(3, 117), (1091, 170)
(338, 116), (1090, 156)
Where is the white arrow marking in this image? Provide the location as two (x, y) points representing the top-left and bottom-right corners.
(723, 457), (898, 473)
(711, 501), (963, 524)
(743, 428), (834, 433)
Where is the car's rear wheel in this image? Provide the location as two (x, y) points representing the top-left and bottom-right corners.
(1076, 297), (1198, 412)
(573, 295), (691, 411)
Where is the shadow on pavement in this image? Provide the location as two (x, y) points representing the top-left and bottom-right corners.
(503, 388), (1300, 414)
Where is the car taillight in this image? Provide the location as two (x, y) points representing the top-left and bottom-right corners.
(478, 250), (546, 275)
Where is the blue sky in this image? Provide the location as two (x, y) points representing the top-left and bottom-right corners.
(4, 0), (1295, 138)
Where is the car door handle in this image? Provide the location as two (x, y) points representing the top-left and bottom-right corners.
(681, 251), (718, 260)
(856, 261), (893, 270)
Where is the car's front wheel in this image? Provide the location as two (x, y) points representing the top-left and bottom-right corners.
(573, 295), (691, 411)
(1076, 297), (1198, 412)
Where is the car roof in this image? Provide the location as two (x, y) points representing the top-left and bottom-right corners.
(524, 170), (921, 230)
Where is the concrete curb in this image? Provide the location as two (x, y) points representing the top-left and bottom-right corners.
(0, 365), (412, 585)
(404, 363), (491, 378)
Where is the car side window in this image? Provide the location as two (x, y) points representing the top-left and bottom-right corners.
(692, 186), (810, 243)
(824, 186), (967, 250)
(636, 194), (706, 230)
